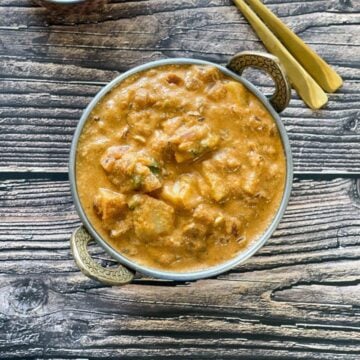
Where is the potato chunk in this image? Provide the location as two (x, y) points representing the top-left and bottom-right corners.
(212, 148), (243, 170)
(193, 204), (221, 225)
(130, 195), (175, 241)
(181, 222), (207, 252)
(100, 145), (130, 172)
(160, 116), (221, 163)
(224, 81), (249, 107)
(126, 110), (161, 137)
(93, 188), (126, 221)
(169, 123), (220, 163)
(241, 170), (260, 195)
(201, 148), (246, 201)
(201, 161), (230, 201)
(162, 116), (183, 134)
(197, 66), (222, 83)
(165, 73), (184, 86)
(207, 83), (227, 101)
(186, 65), (221, 86)
(100, 146), (162, 193)
(161, 174), (203, 210)
(147, 130), (173, 161)
(109, 215), (133, 239)
(194, 204), (243, 237)
(131, 88), (156, 110)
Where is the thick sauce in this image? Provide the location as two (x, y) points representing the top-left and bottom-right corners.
(76, 64), (286, 272)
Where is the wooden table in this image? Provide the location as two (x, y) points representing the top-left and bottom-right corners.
(1, 0), (359, 358)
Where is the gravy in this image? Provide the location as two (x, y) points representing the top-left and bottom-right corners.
(76, 64), (286, 271)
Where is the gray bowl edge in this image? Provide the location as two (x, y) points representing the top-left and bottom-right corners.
(69, 58), (293, 281)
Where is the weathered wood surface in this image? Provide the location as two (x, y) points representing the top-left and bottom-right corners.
(1, 0), (360, 358)
(1, 177), (360, 358)
(0, 0), (359, 173)
(1, 177), (360, 270)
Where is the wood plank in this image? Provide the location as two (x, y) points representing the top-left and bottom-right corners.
(2, 273), (360, 359)
(0, 68), (359, 174)
(1, 177), (360, 268)
(1, 176), (360, 357)
(0, 0), (359, 173)
(0, 1), (359, 357)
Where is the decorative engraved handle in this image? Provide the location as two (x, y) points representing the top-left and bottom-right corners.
(70, 226), (135, 285)
(227, 51), (291, 113)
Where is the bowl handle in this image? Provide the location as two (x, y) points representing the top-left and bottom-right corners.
(70, 226), (135, 285)
(227, 51), (291, 113)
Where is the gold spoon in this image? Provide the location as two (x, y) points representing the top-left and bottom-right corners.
(244, 0), (343, 93)
(233, 0), (328, 109)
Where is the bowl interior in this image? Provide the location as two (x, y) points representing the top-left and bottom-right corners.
(69, 58), (293, 281)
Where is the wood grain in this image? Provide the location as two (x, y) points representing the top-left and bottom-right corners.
(1, 177), (360, 358)
(1, 176), (360, 269)
(1, 0), (360, 358)
(0, 0), (359, 173)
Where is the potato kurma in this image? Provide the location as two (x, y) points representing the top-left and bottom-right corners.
(76, 64), (286, 271)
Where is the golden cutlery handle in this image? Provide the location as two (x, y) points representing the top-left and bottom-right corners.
(244, 0), (342, 93)
(233, 0), (328, 110)
(70, 226), (135, 285)
(227, 51), (291, 112)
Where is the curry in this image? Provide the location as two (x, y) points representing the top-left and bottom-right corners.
(76, 64), (286, 272)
